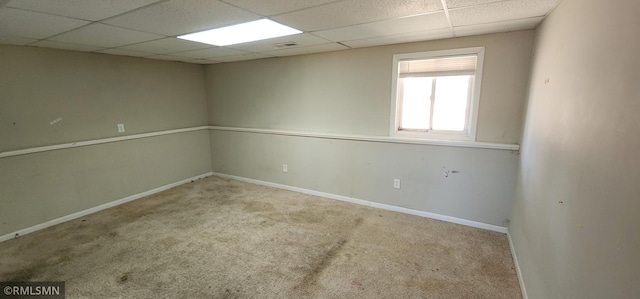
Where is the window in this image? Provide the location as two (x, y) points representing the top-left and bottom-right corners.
(390, 47), (484, 141)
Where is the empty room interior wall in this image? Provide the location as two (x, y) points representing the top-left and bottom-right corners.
(206, 31), (534, 227)
(509, 0), (640, 297)
(0, 46), (212, 236)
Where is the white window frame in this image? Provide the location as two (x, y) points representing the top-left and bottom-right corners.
(390, 47), (485, 141)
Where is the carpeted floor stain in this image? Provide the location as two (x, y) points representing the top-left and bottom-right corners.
(296, 217), (363, 295)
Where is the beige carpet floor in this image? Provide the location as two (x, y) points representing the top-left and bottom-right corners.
(0, 176), (521, 298)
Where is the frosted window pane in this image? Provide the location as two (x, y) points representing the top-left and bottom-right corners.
(432, 76), (469, 131)
(400, 77), (432, 130)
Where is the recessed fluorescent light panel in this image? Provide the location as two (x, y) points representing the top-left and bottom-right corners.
(178, 19), (302, 46)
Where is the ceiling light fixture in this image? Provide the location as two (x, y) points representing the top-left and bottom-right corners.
(177, 19), (302, 46)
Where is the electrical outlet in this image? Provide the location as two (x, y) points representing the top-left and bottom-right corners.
(117, 124), (125, 133)
(282, 164), (288, 173)
(393, 179), (401, 189)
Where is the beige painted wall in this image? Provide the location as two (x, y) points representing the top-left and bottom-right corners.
(0, 46), (212, 236)
(509, 0), (640, 297)
(0, 46), (208, 152)
(206, 31), (534, 144)
(206, 32), (533, 226)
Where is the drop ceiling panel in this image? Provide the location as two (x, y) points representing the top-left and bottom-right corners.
(445, 0), (505, 9)
(184, 59), (220, 64)
(214, 53), (273, 62)
(30, 40), (104, 52)
(0, 7), (89, 39)
(272, 0), (443, 31)
(175, 47), (248, 59)
(0, 0), (561, 64)
(118, 37), (212, 54)
(227, 33), (331, 53)
(449, 0), (559, 26)
(95, 48), (152, 57)
(5, 0), (163, 21)
(146, 54), (191, 61)
(50, 23), (164, 48)
(0, 36), (37, 45)
(264, 43), (349, 57)
(342, 28), (454, 48)
(221, 0), (338, 16)
(104, 0), (261, 36)
(454, 17), (542, 37)
(314, 12), (449, 42)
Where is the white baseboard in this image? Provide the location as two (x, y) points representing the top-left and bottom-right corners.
(0, 172), (213, 243)
(507, 230), (528, 299)
(212, 172), (508, 233)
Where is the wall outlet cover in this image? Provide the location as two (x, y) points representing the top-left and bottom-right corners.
(393, 179), (401, 189)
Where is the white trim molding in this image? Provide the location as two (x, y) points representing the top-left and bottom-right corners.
(0, 172), (213, 243)
(0, 125), (519, 159)
(0, 126), (209, 158)
(212, 172), (508, 233)
(208, 126), (520, 151)
(508, 230), (529, 299)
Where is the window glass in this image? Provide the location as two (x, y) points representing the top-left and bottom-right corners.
(432, 75), (470, 131)
(400, 77), (432, 130)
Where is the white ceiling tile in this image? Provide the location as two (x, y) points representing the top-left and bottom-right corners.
(118, 37), (212, 54)
(0, 36), (38, 45)
(146, 54), (191, 61)
(342, 28), (454, 48)
(221, 0), (338, 16)
(454, 16), (543, 37)
(104, 0), (261, 36)
(0, 0), (561, 62)
(51, 23), (164, 48)
(227, 33), (330, 53)
(449, 0), (559, 26)
(263, 43), (349, 57)
(272, 0), (443, 31)
(313, 12), (449, 42)
(6, 0), (162, 21)
(30, 40), (105, 52)
(176, 47), (248, 59)
(94, 48), (152, 57)
(184, 59), (221, 64)
(214, 53), (273, 62)
(0, 7), (89, 39)
(445, 0), (506, 9)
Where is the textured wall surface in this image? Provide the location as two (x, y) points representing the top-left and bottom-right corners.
(509, 0), (640, 297)
(0, 46), (208, 152)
